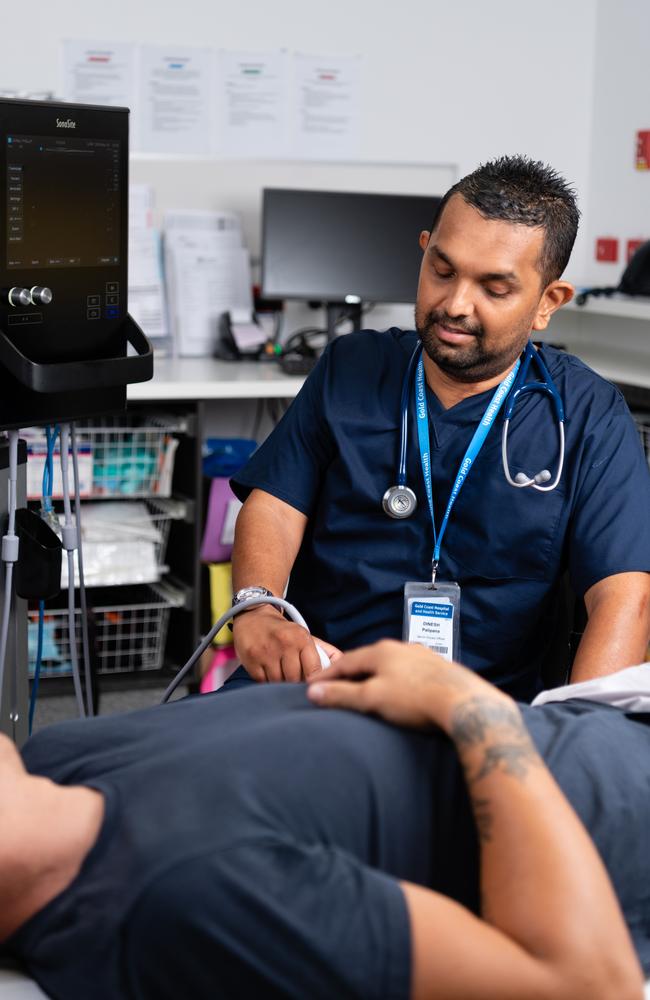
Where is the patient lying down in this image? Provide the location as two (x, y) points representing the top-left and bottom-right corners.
(0, 641), (648, 999)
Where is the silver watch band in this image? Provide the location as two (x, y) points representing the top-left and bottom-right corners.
(232, 586), (274, 607)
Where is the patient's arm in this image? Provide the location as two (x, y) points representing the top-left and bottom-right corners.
(308, 643), (644, 1000)
(0, 734), (104, 942)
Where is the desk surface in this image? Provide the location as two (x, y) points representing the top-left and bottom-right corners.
(564, 294), (650, 321)
(128, 357), (305, 401)
(570, 345), (650, 392)
(127, 341), (650, 402)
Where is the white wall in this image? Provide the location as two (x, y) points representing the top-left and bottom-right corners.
(0, 0), (599, 282)
(581, 0), (650, 288)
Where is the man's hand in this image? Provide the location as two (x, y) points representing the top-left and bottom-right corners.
(233, 606), (341, 682)
(307, 639), (511, 733)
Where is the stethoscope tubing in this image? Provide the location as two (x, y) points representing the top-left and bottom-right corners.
(398, 343), (423, 486)
(502, 417), (565, 491)
(390, 339), (564, 512)
(504, 343), (565, 423)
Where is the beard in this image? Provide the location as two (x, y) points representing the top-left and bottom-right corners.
(414, 306), (532, 384)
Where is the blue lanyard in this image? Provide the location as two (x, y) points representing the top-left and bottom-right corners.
(415, 356), (521, 581)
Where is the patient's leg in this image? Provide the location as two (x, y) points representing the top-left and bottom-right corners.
(0, 734), (104, 942)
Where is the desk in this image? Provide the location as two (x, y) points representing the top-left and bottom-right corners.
(126, 299), (650, 403)
(552, 295), (650, 397)
(126, 302), (650, 402)
(129, 358), (305, 402)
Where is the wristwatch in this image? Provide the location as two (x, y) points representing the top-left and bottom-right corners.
(232, 586), (275, 608)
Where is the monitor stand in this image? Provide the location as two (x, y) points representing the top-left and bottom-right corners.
(0, 440), (28, 747)
(325, 302), (363, 342)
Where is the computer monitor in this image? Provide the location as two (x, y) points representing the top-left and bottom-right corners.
(261, 188), (441, 339)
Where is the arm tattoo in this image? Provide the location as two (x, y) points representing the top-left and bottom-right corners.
(450, 696), (541, 786)
(451, 697), (524, 747)
(449, 696), (541, 853)
(472, 742), (540, 783)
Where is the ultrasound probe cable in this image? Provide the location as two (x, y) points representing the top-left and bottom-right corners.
(161, 596), (330, 704)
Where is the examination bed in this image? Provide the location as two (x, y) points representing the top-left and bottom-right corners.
(0, 961), (47, 998)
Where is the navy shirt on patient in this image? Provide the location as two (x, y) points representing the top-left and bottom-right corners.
(232, 328), (650, 699)
(6, 687), (650, 998)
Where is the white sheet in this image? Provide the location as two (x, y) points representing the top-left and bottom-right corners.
(0, 964), (48, 998)
(532, 662), (650, 713)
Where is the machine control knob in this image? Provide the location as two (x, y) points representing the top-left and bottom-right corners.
(8, 287), (32, 307)
(29, 286), (53, 306)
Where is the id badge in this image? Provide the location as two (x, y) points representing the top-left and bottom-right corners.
(402, 581), (461, 662)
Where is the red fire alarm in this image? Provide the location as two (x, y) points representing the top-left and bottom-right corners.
(596, 238), (619, 263)
(636, 130), (650, 170)
(627, 239), (645, 262)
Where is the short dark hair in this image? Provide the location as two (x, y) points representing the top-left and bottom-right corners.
(431, 155), (580, 286)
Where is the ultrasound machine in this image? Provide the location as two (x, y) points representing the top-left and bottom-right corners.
(0, 96), (152, 745)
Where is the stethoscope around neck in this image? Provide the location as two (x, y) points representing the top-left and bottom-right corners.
(382, 340), (565, 520)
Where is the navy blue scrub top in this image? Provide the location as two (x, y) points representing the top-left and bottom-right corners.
(231, 329), (650, 700)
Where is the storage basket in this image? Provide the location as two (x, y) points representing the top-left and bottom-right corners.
(28, 583), (185, 677)
(59, 498), (187, 588)
(24, 415), (186, 499)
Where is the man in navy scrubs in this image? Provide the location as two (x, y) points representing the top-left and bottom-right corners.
(229, 155), (650, 700)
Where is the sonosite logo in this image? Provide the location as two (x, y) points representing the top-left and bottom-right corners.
(55, 118), (76, 128)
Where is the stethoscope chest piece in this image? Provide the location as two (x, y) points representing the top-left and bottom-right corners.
(382, 484), (417, 519)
